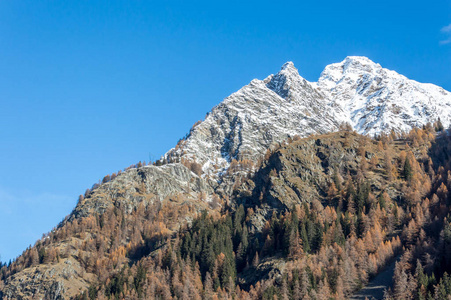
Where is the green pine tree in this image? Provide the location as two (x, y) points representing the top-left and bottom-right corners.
(403, 158), (413, 181)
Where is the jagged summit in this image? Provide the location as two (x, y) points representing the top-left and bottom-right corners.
(164, 56), (451, 184)
(266, 60), (314, 101)
(280, 61), (295, 70)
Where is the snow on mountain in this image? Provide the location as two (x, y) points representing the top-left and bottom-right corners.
(318, 56), (451, 136)
(164, 61), (338, 179)
(164, 56), (451, 180)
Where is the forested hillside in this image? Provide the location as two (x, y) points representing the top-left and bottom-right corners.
(3, 121), (451, 299)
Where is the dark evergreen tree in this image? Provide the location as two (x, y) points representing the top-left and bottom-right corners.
(403, 157), (413, 182)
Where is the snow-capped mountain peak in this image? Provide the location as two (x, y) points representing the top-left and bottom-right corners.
(318, 57), (451, 135)
(319, 56), (382, 88)
(267, 61), (310, 99)
(281, 61), (296, 71)
(164, 57), (451, 184)
(342, 55), (382, 70)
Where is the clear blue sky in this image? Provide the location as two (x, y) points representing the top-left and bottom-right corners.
(0, 0), (450, 262)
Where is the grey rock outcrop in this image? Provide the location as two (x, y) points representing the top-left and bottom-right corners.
(72, 163), (214, 220)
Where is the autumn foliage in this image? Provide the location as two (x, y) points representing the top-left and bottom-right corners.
(1, 124), (450, 300)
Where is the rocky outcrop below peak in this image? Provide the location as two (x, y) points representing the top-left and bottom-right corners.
(72, 163), (214, 220)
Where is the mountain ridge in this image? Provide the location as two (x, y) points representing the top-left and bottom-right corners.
(164, 56), (451, 183)
(2, 56), (451, 300)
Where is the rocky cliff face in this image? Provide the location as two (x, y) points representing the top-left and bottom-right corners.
(2, 256), (93, 300)
(72, 163), (214, 219)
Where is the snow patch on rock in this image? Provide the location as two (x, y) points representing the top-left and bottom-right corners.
(164, 56), (451, 182)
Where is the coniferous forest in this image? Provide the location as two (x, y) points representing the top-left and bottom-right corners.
(3, 122), (451, 299)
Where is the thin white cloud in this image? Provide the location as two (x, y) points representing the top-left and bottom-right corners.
(442, 24), (451, 33)
(440, 23), (451, 45)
